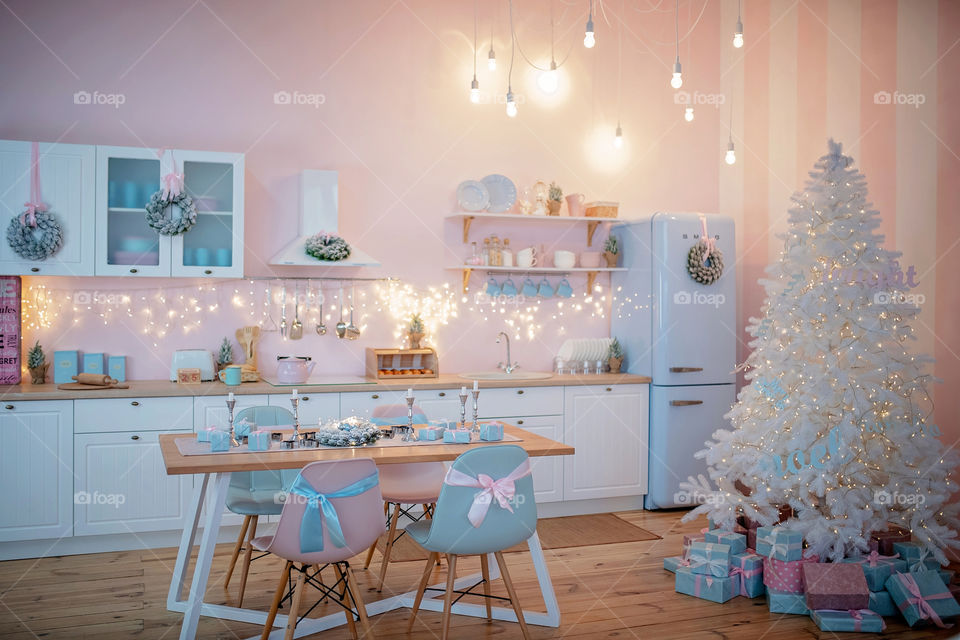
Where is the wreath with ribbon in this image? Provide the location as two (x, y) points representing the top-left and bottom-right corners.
(305, 231), (351, 261)
(6, 142), (63, 261)
(145, 152), (197, 236)
(687, 214), (725, 285)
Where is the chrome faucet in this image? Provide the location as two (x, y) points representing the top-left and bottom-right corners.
(496, 331), (520, 374)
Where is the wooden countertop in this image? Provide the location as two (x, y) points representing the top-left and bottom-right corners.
(159, 424), (575, 475)
(0, 372), (651, 401)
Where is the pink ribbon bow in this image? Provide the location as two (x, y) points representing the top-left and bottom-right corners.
(698, 213), (717, 263)
(21, 142), (48, 227)
(730, 564), (762, 596)
(865, 550), (899, 567)
(157, 148), (184, 199)
(443, 459), (531, 528)
(901, 573), (954, 629)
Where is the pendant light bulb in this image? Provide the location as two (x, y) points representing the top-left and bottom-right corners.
(506, 90), (518, 117)
(470, 77), (480, 104)
(538, 60), (559, 94)
(733, 18), (744, 48)
(671, 59), (683, 89)
(613, 123), (624, 149)
(725, 140), (736, 165)
(684, 106), (694, 122)
(584, 16), (595, 48)
(488, 47), (497, 70)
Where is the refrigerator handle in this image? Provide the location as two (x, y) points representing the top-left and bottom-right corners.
(670, 400), (704, 407)
(669, 367), (704, 373)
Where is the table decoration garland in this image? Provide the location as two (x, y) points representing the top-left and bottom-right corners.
(314, 416), (381, 446)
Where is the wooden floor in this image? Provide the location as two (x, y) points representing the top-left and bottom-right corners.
(0, 510), (956, 639)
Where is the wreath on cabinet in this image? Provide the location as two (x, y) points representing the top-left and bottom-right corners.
(7, 210), (63, 260)
(305, 231), (351, 261)
(687, 239), (724, 285)
(145, 190), (197, 236)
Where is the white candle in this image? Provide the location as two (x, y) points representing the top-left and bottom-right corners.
(461, 385), (467, 395)
(407, 388), (414, 398)
(228, 392), (234, 402)
(292, 388), (298, 398)
(473, 380), (479, 391)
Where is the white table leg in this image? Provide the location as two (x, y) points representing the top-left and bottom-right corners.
(178, 472), (230, 640)
(167, 473), (208, 609)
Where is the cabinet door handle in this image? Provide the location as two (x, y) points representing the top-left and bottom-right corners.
(670, 367), (704, 373)
(372, 394), (380, 399)
(301, 396), (309, 401)
(517, 419), (524, 425)
(129, 268), (138, 274)
(130, 401), (140, 406)
(517, 390), (524, 395)
(30, 267), (39, 273)
(4, 404), (13, 410)
(670, 400), (704, 407)
(203, 269), (213, 275)
(605, 387), (613, 392)
(131, 435), (140, 440)
(438, 392), (446, 397)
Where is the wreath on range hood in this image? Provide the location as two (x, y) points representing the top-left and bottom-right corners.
(305, 231), (351, 261)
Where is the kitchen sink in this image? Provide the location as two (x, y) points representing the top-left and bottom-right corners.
(459, 371), (554, 381)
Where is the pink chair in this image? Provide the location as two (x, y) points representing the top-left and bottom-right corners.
(363, 404), (447, 592)
(253, 459), (382, 640)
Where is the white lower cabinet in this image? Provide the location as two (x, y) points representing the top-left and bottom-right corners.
(268, 392), (339, 427)
(563, 384), (648, 501)
(0, 401), (74, 542)
(497, 415), (564, 504)
(74, 431), (192, 535)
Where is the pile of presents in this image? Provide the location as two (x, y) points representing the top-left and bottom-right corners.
(664, 512), (960, 632)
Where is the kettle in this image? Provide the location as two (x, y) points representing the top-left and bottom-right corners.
(276, 356), (316, 384)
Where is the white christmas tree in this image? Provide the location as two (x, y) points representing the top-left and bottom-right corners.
(682, 139), (960, 563)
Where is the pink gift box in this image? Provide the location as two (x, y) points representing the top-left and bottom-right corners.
(763, 555), (820, 594)
(802, 562), (869, 611)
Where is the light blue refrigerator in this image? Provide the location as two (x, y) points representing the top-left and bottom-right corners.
(610, 212), (737, 509)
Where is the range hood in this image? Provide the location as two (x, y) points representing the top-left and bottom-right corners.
(269, 170), (380, 267)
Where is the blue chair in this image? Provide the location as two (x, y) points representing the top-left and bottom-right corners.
(223, 405), (295, 607)
(405, 444), (537, 640)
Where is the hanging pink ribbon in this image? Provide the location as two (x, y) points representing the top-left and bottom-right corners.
(157, 148), (184, 200)
(698, 213), (717, 264)
(901, 573), (954, 628)
(443, 459), (531, 528)
(21, 142), (48, 227)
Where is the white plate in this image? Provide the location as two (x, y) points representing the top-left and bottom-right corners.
(457, 180), (489, 212)
(481, 174), (517, 213)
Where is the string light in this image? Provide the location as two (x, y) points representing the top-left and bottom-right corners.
(537, 5), (559, 94)
(671, 0), (683, 88)
(613, 123), (623, 149)
(584, 0), (595, 48)
(684, 106), (694, 122)
(733, 0), (744, 48)
(470, 0), (480, 104)
(488, 20), (496, 70)
(505, 0), (517, 117)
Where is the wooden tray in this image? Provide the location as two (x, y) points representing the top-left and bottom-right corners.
(57, 382), (130, 390)
(366, 348), (438, 380)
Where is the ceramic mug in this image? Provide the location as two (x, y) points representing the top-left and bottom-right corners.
(485, 277), (501, 297)
(580, 251), (601, 268)
(556, 278), (574, 298)
(538, 278), (555, 298)
(522, 277), (539, 297)
(554, 250), (576, 270)
(501, 278), (518, 297)
(517, 247), (538, 268)
(123, 182), (140, 208)
(183, 247), (196, 266)
(216, 248), (232, 266)
(219, 365), (242, 386)
(194, 247), (211, 266)
(565, 193), (586, 217)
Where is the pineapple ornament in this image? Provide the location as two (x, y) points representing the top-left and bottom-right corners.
(407, 313), (425, 349)
(215, 337), (233, 374)
(547, 182), (563, 216)
(27, 340), (48, 384)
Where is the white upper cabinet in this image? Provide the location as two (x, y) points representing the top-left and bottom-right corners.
(0, 140), (96, 275)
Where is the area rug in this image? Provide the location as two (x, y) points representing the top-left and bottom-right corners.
(371, 513), (661, 562)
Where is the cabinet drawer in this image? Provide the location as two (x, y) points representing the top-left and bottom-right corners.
(340, 390), (408, 418)
(477, 386), (563, 418)
(75, 397), (194, 433)
(268, 393), (339, 428)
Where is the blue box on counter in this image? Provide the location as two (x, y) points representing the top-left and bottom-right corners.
(868, 590), (897, 617)
(210, 429), (231, 452)
(479, 422), (504, 441)
(705, 529), (747, 555)
(233, 418), (255, 438)
(687, 541), (732, 577)
(756, 525), (803, 561)
(675, 566), (736, 603)
(809, 609), (885, 633)
(108, 356), (126, 382)
(82, 352), (104, 375)
(442, 430), (471, 444)
(417, 427), (444, 441)
(53, 350), (79, 384)
(768, 587), (808, 615)
(248, 430), (271, 451)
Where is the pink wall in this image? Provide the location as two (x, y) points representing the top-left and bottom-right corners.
(1, 1), (958, 449)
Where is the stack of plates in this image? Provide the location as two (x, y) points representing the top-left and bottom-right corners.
(557, 338), (613, 363)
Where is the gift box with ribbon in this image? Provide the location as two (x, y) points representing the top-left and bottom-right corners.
(767, 587), (808, 614)
(705, 529), (747, 555)
(197, 426), (220, 442)
(675, 566), (736, 604)
(868, 589), (898, 616)
(747, 528), (758, 551)
(893, 542), (942, 574)
(664, 556), (691, 573)
(802, 562), (870, 611)
(939, 569), (955, 586)
(233, 418), (255, 438)
(247, 429), (271, 451)
(756, 525), (803, 561)
(869, 527), (910, 555)
(210, 429), (231, 452)
(682, 533), (705, 559)
(809, 608), (885, 633)
(442, 429), (471, 444)
(687, 541), (732, 577)
(479, 422), (504, 441)
(730, 550), (765, 598)
(885, 570), (960, 628)
(841, 551), (905, 591)
(417, 427), (444, 441)
(764, 555), (820, 594)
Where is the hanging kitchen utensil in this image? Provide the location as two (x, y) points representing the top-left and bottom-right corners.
(279, 283), (287, 339)
(346, 284), (360, 340)
(335, 283), (347, 339)
(290, 282), (303, 340)
(316, 284), (326, 335)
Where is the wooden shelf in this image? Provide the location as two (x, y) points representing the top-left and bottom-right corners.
(445, 266), (626, 294)
(445, 212), (619, 247)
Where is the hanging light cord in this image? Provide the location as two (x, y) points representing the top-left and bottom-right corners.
(728, 98), (734, 143)
(637, 0), (709, 46)
(617, 0), (622, 123)
(508, 0), (515, 92)
(473, 0), (478, 78)
(675, 0), (680, 60)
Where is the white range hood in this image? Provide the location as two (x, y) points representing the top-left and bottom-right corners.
(269, 170), (380, 267)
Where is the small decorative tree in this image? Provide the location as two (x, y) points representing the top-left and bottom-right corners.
(608, 338), (624, 373)
(408, 314), (425, 349)
(27, 340), (48, 384)
(216, 337), (233, 372)
(547, 182), (563, 216)
(603, 235), (619, 267)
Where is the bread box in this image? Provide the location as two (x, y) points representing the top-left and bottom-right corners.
(366, 348), (438, 380)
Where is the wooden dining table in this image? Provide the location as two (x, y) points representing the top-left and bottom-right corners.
(159, 424), (574, 640)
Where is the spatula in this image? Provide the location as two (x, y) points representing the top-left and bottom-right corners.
(346, 284), (360, 340)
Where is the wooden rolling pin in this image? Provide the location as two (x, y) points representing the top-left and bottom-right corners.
(73, 373), (117, 386)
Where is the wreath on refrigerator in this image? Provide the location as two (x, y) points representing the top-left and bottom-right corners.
(687, 240), (724, 285)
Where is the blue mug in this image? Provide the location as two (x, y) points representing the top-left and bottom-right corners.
(108, 181), (119, 208)
(220, 365), (242, 386)
(183, 248), (196, 266)
(123, 182), (140, 208)
(501, 278), (518, 297)
(194, 247), (211, 266)
(556, 278), (574, 298)
(522, 277), (538, 297)
(485, 277), (500, 297)
(216, 248), (232, 266)
(538, 278), (554, 298)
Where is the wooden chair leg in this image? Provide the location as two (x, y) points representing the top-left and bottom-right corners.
(441, 554), (458, 640)
(494, 551), (531, 640)
(224, 515), (251, 589)
(260, 561), (291, 640)
(480, 553), (492, 621)
(407, 552), (438, 632)
(376, 502), (401, 592)
(284, 565), (307, 640)
(345, 563), (372, 638)
(362, 539), (377, 570)
(334, 563), (358, 639)
(237, 515), (258, 608)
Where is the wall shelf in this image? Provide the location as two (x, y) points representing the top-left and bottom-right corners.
(445, 212), (620, 247)
(444, 265), (626, 294)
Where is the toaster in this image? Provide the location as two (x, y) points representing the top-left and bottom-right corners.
(170, 349), (216, 381)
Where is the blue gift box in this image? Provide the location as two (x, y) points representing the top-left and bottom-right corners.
(248, 430), (271, 451)
(730, 550), (765, 597)
(675, 566), (735, 603)
(443, 429), (471, 444)
(868, 589), (897, 616)
(210, 429), (231, 452)
(841, 554), (900, 591)
(108, 356), (126, 382)
(664, 556), (690, 573)
(909, 558), (942, 573)
(417, 427), (444, 441)
(233, 418), (255, 438)
(809, 609), (885, 633)
(432, 419), (457, 430)
(768, 587), (808, 614)
(939, 569), (955, 586)
(82, 352), (104, 374)
(885, 569), (960, 627)
(53, 350), (79, 384)
(756, 525), (803, 561)
(197, 427), (218, 442)
(479, 422), (504, 441)
(688, 541), (731, 577)
(705, 530), (747, 555)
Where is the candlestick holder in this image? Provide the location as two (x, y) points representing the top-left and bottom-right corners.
(471, 389), (480, 433)
(458, 390), (469, 430)
(403, 395), (415, 441)
(226, 397), (239, 447)
(290, 395), (301, 447)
